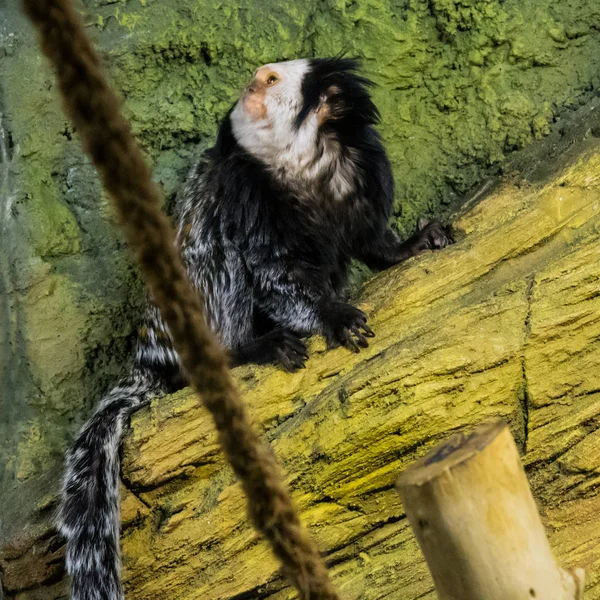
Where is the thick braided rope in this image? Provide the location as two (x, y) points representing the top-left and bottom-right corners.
(21, 1), (339, 597)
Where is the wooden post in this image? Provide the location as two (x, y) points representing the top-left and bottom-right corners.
(396, 421), (585, 600)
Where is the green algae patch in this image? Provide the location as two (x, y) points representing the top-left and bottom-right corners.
(24, 185), (82, 258)
(429, 0), (505, 37)
(21, 271), (87, 404)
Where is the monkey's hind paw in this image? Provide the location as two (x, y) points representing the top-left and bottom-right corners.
(232, 329), (308, 371)
(416, 219), (454, 250)
(322, 302), (375, 354)
(270, 329), (309, 372)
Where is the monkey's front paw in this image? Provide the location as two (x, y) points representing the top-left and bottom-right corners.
(415, 218), (454, 251)
(268, 329), (309, 372)
(322, 302), (375, 354)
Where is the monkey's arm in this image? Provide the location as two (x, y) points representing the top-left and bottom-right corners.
(356, 220), (453, 271)
(253, 264), (374, 354)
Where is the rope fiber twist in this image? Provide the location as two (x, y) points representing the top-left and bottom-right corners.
(20, 0), (340, 597)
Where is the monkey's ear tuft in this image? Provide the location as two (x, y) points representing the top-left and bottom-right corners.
(316, 85), (344, 124)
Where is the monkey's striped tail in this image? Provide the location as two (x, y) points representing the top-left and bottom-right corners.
(57, 371), (161, 600)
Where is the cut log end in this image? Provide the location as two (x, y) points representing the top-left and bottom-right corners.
(397, 420), (505, 487)
(396, 421), (585, 600)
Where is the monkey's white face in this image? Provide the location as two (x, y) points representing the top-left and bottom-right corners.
(233, 59), (309, 125)
(230, 59), (356, 198)
(230, 59), (321, 170)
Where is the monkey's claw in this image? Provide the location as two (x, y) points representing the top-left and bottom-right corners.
(235, 328), (308, 372)
(322, 302), (375, 354)
(270, 329), (309, 372)
(416, 219), (454, 250)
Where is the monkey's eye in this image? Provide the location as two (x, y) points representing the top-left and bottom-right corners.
(266, 74), (279, 86)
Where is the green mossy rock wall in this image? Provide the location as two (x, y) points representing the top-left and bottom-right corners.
(1, 0), (599, 596)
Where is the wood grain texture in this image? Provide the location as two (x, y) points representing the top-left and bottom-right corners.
(117, 146), (600, 599)
(397, 421), (584, 600)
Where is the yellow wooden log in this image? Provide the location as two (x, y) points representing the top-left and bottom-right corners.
(397, 421), (585, 600)
(113, 145), (600, 599)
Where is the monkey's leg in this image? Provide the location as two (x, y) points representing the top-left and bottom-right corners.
(182, 241), (310, 372)
(357, 220), (453, 271)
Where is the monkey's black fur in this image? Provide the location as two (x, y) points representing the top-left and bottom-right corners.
(59, 57), (452, 600)
(188, 58), (449, 365)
